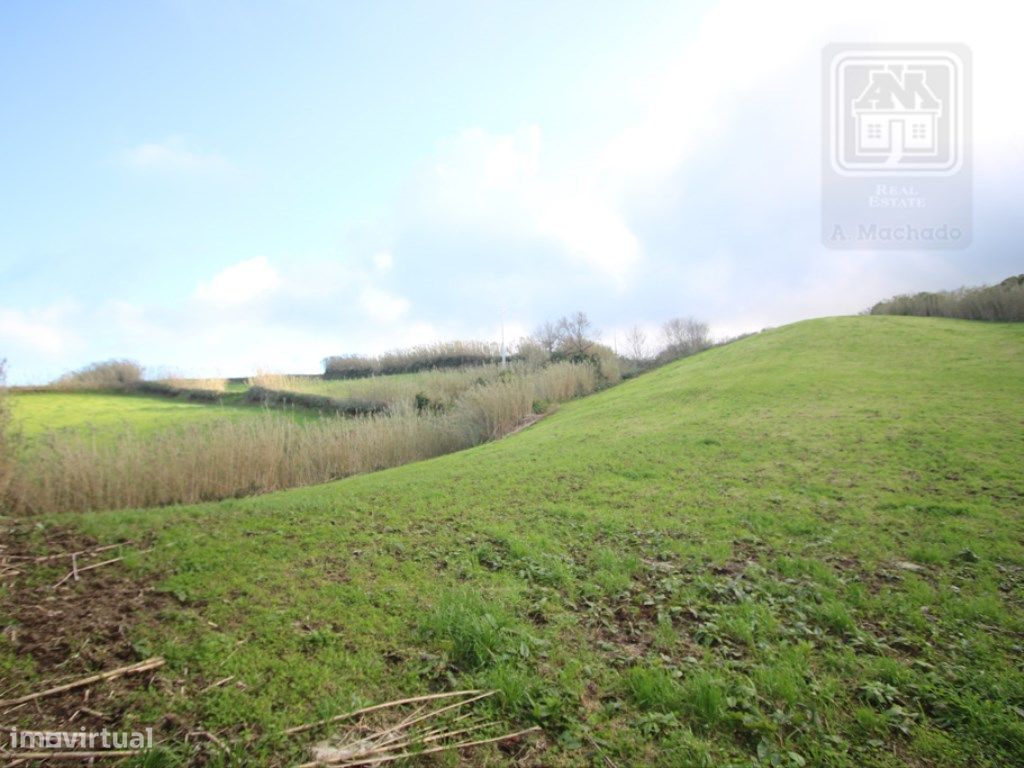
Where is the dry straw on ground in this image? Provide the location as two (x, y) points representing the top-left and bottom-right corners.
(284, 689), (541, 767)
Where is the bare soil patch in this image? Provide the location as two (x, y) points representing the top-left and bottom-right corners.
(1, 523), (170, 735)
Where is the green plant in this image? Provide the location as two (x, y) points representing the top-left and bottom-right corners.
(420, 590), (529, 671)
(869, 274), (1024, 321)
(625, 666), (686, 713)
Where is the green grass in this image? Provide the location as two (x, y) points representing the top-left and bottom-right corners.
(6, 316), (1024, 767)
(267, 367), (505, 408)
(9, 390), (306, 442)
(286, 371), (426, 398)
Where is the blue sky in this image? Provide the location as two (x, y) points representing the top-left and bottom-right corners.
(2, 0), (1021, 383)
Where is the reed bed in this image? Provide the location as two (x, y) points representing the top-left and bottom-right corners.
(160, 377), (228, 393)
(3, 361), (601, 515)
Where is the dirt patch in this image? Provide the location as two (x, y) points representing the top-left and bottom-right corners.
(1, 523), (172, 737)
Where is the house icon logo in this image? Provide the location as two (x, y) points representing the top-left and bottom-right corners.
(830, 49), (965, 175)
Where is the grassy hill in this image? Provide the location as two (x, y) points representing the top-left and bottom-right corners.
(3, 316), (1022, 767)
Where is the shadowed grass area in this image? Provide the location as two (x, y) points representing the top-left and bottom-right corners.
(3, 316), (1022, 767)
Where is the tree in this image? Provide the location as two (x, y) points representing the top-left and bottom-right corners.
(557, 311), (594, 358)
(624, 325), (648, 361)
(662, 317), (710, 356)
(532, 321), (562, 356)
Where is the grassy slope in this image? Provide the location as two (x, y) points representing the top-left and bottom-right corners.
(16, 317), (1024, 766)
(9, 390), (304, 441)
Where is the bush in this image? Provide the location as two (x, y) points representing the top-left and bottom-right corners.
(245, 385), (386, 416)
(324, 341), (501, 378)
(869, 275), (1024, 321)
(589, 343), (621, 384)
(320, 354), (379, 379)
(659, 317), (711, 363)
(53, 359), (143, 390)
(514, 338), (551, 369)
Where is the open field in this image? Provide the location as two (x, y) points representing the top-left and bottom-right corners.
(2, 316), (1023, 767)
(8, 390), (294, 441)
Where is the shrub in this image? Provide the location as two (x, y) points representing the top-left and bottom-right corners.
(324, 341), (501, 378)
(659, 317), (711, 363)
(514, 338), (551, 369)
(53, 359), (143, 390)
(589, 343), (621, 384)
(320, 354), (379, 379)
(869, 275), (1024, 321)
(244, 386), (386, 416)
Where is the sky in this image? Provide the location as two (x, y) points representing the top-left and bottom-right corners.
(1, 0), (1021, 383)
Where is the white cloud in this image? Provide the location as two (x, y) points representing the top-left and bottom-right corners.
(409, 125), (641, 285)
(372, 251), (394, 272)
(122, 137), (231, 175)
(359, 287), (410, 324)
(0, 305), (73, 356)
(194, 257), (280, 306)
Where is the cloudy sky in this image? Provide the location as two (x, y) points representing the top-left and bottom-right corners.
(1, 0), (1021, 383)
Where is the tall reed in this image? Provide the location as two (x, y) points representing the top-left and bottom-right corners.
(162, 377), (228, 393)
(7, 361), (602, 514)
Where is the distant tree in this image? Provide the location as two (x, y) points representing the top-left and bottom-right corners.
(624, 325), (648, 361)
(532, 321), (562, 356)
(662, 317), (711, 358)
(515, 338), (550, 368)
(869, 275), (1024, 322)
(557, 311), (595, 358)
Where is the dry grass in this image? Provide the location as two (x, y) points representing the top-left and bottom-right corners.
(52, 360), (144, 390)
(248, 371), (312, 392)
(252, 366), (506, 409)
(161, 377), (228, 393)
(531, 360), (598, 402)
(7, 411), (460, 514)
(5, 361), (601, 514)
(457, 378), (534, 441)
